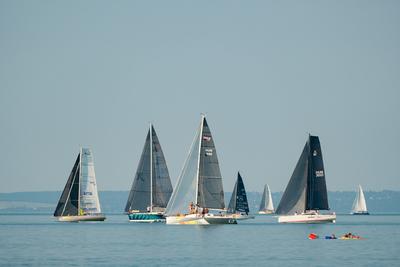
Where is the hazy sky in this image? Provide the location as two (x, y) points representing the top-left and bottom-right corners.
(1, 1), (399, 193)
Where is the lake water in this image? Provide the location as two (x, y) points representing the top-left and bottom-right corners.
(1, 214), (399, 266)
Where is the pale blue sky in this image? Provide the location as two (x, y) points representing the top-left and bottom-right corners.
(1, 1), (399, 193)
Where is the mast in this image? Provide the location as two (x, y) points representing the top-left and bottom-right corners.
(195, 114), (205, 207)
(78, 147), (82, 214)
(150, 123), (153, 212)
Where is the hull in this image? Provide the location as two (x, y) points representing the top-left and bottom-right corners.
(278, 213), (336, 224)
(258, 210), (274, 215)
(128, 212), (165, 223)
(57, 215), (106, 222)
(232, 214), (255, 220)
(352, 211), (369, 215)
(166, 214), (237, 225)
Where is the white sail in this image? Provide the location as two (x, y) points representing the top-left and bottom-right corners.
(266, 185), (274, 211)
(165, 122), (201, 216)
(352, 185), (368, 213)
(79, 147), (102, 215)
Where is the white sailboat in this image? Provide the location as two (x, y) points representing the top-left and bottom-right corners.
(352, 185), (369, 215)
(125, 124), (173, 222)
(54, 148), (105, 222)
(258, 184), (274, 214)
(165, 115), (237, 225)
(276, 135), (336, 223)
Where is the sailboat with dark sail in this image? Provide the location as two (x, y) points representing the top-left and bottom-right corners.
(352, 185), (369, 215)
(276, 135), (336, 223)
(165, 115), (237, 225)
(227, 172), (254, 220)
(258, 184), (274, 214)
(54, 148), (105, 222)
(125, 124), (173, 222)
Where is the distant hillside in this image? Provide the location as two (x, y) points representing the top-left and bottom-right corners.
(1, 190), (399, 214)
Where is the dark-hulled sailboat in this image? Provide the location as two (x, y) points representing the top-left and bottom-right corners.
(276, 135), (336, 223)
(54, 148), (105, 222)
(227, 172), (254, 220)
(125, 124), (173, 222)
(165, 115), (236, 224)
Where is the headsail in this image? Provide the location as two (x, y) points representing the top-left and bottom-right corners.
(228, 172), (249, 214)
(54, 154), (80, 217)
(79, 148), (102, 215)
(125, 125), (173, 212)
(165, 115), (225, 216)
(276, 135), (329, 215)
(352, 185), (368, 213)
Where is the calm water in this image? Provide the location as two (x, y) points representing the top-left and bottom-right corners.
(1, 214), (399, 266)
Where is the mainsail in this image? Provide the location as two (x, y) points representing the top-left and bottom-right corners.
(352, 185), (368, 213)
(54, 148), (102, 217)
(276, 135), (329, 215)
(228, 172), (249, 214)
(125, 125), (173, 213)
(259, 184), (274, 212)
(165, 115), (225, 216)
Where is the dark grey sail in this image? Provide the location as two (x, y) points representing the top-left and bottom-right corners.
(125, 131), (151, 212)
(228, 172), (249, 214)
(259, 185), (268, 211)
(306, 135), (329, 210)
(54, 154), (80, 217)
(197, 117), (225, 209)
(125, 125), (173, 212)
(276, 135), (329, 215)
(150, 125), (173, 209)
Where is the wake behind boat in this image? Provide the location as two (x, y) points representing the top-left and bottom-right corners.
(165, 115), (237, 225)
(352, 185), (369, 215)
(54, 148), (105, 222)
(276, 135), (336, 224)
(125, 124), (173, 222)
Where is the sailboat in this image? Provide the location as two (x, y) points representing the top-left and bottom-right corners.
(276, 135), (336, 223)
(125, 124), (173, 222)
(258, 184), (274, 214)
(227, 172), (254, 220)
(54, 148), (105, 222)
(352, 185), (369, 215)
(165, 115), (237, 225)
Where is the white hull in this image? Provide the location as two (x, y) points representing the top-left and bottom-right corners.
(166, 214), (237, 225)
(278, 213), (336, 224)
(258, 210), (274, 215)
(57, 215), (106, 222)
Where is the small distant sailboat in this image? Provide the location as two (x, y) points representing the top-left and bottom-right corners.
(165, 115), (237, 225)
(352, 185), (369, 215)
(258, 184), (274, 214)
(54, 148), (105, 222)
(276, 135), (336, 223)
(125, 124), (173, 222)
(227, 172), (254, 220)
